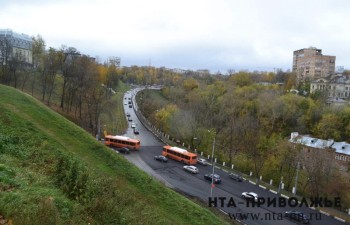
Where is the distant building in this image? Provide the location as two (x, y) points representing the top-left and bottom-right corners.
(310, 74), (350, 105)
(292, 47), (335, 81)
(336, 66), (345, 73)
(289, 132), (349, 171)
(0, 29), (32, 64)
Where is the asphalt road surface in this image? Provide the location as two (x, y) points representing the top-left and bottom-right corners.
(118, 89), (347, 225)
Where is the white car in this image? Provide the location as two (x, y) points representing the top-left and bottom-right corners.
(183, 165), (199, 174)
(131, 123), (136, 128)
(197, 158), (208, 166)
(241, 192), (258, 202)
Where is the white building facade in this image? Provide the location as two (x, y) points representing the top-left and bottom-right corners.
(0, 29), (33, 64)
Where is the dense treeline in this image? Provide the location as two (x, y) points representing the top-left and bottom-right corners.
(137, 71), (350, 209)
(0, 35), (209, 135)
(0, 35), (127, 135)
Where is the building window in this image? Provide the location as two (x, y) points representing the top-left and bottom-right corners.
(335, 154), (339, 160)
(340, 155), (344, 161)
(346, 156), (349, 162)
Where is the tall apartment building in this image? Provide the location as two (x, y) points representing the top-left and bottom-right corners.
(0, 29), (33, 64)
(292, 47), (335, 81)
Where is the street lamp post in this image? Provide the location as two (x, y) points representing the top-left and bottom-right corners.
(210, 131), (216, 198)
(293, 161), (300, 195)
(192, 137), (198, 151)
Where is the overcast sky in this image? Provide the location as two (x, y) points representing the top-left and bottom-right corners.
(1, 0), (350, 73)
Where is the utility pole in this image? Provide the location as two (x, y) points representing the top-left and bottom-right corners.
(210, 131), (216, 198)
(293, 161), (300, 195)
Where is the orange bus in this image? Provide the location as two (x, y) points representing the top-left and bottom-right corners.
(104, 135), (141, 150)
(162, 146), (197, 165)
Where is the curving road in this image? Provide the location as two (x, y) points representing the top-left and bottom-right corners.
(119, 88), (347, 225)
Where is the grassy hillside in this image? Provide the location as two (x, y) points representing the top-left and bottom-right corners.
(0, 85), (230, 225)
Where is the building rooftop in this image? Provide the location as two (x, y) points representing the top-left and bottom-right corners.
(289, 132), (350, 156)
(332, 142), (350, 155)
(290, 134), (332, 149)
(0, 29), (32, 49)
(0, 29), (31, 42)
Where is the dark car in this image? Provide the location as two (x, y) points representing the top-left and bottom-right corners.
(284, 211), (310, 224)
(204, 174), (221, 184)
(126, 112), (130, 117)
(129, 105), (132, 108)
(229, 173), (243, 182)
(154, 155), (168, 162)
(117, 147), (130, 154)
(133, 128), (139, 134)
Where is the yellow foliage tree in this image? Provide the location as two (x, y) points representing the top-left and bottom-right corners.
(183, 78), (198, 91)
(154, 104), (178, 133)
(97, 64), (108, 84)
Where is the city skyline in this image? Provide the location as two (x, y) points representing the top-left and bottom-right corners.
(1, 0), (350, 73)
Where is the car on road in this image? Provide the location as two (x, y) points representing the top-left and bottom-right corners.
(204, 174), (221, 184)
(126, 112), (130, 117)
(229, 173), (243, 182)
(183, 165), (199, 174)
(116, 147), (130, 154)
(131, 123), (136, 128)
(133, 128), (139, 134)
(284, 211), (310, 224)
(154, 155), (168, 162)
(129, 105), (132, 108)
(128, 117), (132, 122)
(241, 192), (258, 202)
(197, 158), (208, 166)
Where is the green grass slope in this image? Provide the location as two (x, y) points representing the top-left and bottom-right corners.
(0, 85), (230, 225)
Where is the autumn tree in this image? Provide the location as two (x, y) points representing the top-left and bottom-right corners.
(257, 90), (284, 135)
(60, 46), (80, 110)
(104, 57), (120, 99)
(229, 71), (253, 87)
(182, 78), (198, 92)
(301, 149), (338, 197)
(7, 50), (25, 88)
(153, 104), (178, 133)
(74, 55), (97, 118)
(27, 35), (46, 93)
(40, 47), (61, 104)
(0, 36), (12, 84)
(284, 72), (297, 91)
(313, 113), (342, 140)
